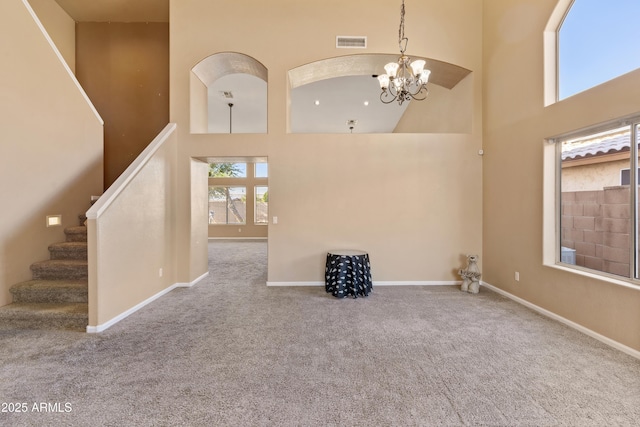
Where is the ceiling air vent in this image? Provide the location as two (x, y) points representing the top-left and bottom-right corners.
(220, 91), (234, 99)
(336, 36), (367, 49)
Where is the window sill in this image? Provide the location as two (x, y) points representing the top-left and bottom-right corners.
(544, 262), (640, 291)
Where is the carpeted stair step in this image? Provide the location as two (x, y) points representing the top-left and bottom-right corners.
(10, 280), (88, 304)
(49, 241), (87, 260)
(0, 302), (87, 331)
(31, 259), (88, 280)
(65, 226), (87, 242)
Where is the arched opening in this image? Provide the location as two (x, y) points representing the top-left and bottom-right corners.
(288, 54), (472, 133)
(190, 52), (267, 134)
(545, 0), (640, 104)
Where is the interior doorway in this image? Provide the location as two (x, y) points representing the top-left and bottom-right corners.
(205, 156), (268, 240)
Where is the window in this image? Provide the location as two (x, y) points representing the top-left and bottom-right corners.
(209, 162), (246, 178)
(620, 168), (640, 186)
(207, 160), (268, 228)
(208, 186), (246, 225)
(558, 0), (640, 100)
(556, 117), (640, 280)
(255, 186), (268, 225)
(255, 162), (268, 178)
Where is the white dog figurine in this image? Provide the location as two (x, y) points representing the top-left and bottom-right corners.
(459, 255), (481, 294)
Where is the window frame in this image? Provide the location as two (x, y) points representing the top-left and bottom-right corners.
(549, 114), (640, 285)
(254, 185), (269, 225)
(208, 185), (247, 225)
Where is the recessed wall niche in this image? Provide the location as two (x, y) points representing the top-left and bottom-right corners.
(288, 54), (473, 134)
(190, 52), (267, 134)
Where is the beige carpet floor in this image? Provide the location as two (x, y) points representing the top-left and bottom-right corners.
(1, 240), (639, 426)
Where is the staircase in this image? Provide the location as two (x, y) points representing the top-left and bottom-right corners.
(0, 216), (88, 331)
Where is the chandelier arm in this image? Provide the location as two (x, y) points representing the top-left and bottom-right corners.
(407, 88), (428, 101)
(387, 82), (399, 98)
(380, 91), (398, 104)
(404, 83), (427, 97)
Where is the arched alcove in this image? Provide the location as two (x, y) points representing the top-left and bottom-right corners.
(190, 52), (267, 134)
(288, 54), (472, 133)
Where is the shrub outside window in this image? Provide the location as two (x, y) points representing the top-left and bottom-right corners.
(209, 162), (247, 178)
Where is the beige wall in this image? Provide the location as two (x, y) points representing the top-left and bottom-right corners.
(170, 0), (483, 285)
(190, 159), (209, 280)
(394, 74), (474, 134)
(76, 22), (169, 189)
(0, 0), (103, 307)
(28, 0), (76, 72)
(483, 0), (640, 351)
(87, 125), (177, 328)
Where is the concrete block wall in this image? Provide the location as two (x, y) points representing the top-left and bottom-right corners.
(561, 186), (631, 277)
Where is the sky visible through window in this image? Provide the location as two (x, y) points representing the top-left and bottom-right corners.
(559, 0), (640, 100)
(255, 162), (268, 178)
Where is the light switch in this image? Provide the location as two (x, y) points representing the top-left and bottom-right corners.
(273, 216), (278, 224)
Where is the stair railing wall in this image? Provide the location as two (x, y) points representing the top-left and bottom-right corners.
(86, 123), (180, 332)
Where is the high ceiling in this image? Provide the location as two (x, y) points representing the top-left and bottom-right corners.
(54, 0), (168, 22)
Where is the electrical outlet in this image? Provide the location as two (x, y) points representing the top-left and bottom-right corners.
(159, 268), (163, 277)
(515, 271), (520, 281)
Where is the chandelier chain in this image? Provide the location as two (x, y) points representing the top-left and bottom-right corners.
(398, 0), (407, 54)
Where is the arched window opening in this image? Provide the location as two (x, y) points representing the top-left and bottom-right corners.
(288, 54), (472, 134)
(558, 0), (640, 100)
(190, 53), (267, 134)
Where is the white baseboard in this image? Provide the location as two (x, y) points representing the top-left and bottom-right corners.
(375, 281), (461, 286)
(266, 281), (461, 287)
(208, 237), (267, 240)
(176, 271), (209, 288)
(86, 272), (209, 333)
(481, 281), (640, 360)
(267, 281), (323, 287)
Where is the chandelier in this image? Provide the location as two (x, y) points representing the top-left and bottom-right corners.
(377, 0), (431, 105)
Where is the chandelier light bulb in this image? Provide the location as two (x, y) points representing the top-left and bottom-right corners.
(384, 62), (400, 78)
(410, 59), (426, 76)
(377, 74), (390, 89)
(419, 69), (431, 84)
